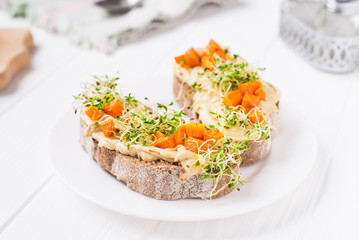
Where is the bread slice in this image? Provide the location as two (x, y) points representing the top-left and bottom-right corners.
(173, 76), (278, 166)
(80, 120), (238, 200)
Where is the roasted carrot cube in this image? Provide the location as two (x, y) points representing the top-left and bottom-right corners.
(101, 119), (115, 137)
(204, 128), (224, 144)
(102, 100), (124, 118)
(242, 93), (261, 111)
(175, 54), (189, 68)
(201, 56), (215, 70)
(223, 89), (243, 107)
(85, 106), (102, 121)
(185, 48), (201, 67)
(222, 96), (233, 107)
(154, 131), (175, 148)
(184, 137), (208, 154)
(154, 136), (175, 149)
(175, 54), (185, 64)
(175, 48), (201, 69)
(206, 40), (223, 53)
(183, 123), (205, 139)
(154, 131), (166, 140)
(207, 40), (222, 52)
(248, 108), (264, 124)
(205, 40), (226, 59)
(213, 49), (227, 60)
(255, 87), (266, 100)
(239, 81), (262, 95)
(173, 126), (186, 145)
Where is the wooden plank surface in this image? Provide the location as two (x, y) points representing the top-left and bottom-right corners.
(0, 13), (81, 116)
(2, 0), (358, 238)
(0, 19), (199, 229)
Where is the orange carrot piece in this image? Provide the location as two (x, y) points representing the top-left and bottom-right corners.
(175, 54), (189, 68)
(206, 40), (223, 53)
(223, 89), (243, 107)
(155, 131), (166, 140)
(248, 108), (264, 124)
(201, 55), (215, 70)
(101, 119), (115, 137)
(242, 93), (261, 111)
(213, 49), (226, 60)
(239, 81), (262, 96)
(173, 126), (186, 146)
(206, 40), (226, 59)
(255, 87), (266, 100)
(222, 95), (233, 107)
(102, 100), (124, 118)
(183, 123), (205, 140)
(185, 48), (201, 67)
(85, 106), (102, 121)
(204, 128), (224, 144)
(206, 40), (222, 52)
(154, 136), (175, 149)
(184, 137), (208, 154)
(175, 54), (185, 64)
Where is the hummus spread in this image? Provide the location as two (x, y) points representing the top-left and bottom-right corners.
(81, 110), (200, 179)
(174, 63), (281, 128)
(81, 61), (280, 179)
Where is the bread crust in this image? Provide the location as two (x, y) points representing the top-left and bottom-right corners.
(80, 121), (238, 200)
(173, 76), (278, 166)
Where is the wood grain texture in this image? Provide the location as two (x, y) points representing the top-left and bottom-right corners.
(0, 29), (33, 90)
(0, 13), (198, 229)
(3, 0), (358, 238)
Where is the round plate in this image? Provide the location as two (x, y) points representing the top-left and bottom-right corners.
(49, 101), (317, 221)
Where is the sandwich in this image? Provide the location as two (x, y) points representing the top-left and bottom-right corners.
(173, 40), (280, 166)
(72, 41), (280, 200)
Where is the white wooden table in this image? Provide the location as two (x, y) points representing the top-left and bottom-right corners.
(1, 0), (358, 239)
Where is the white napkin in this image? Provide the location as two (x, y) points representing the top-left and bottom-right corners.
(2, 0), (232, 53)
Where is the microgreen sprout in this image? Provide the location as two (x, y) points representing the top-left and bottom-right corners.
(72, 75), (122, 111)
(196, 137), (247, 198)
(197, 56), (262, 96)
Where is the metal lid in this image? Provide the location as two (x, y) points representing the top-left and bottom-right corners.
(325, 0), (359, 15)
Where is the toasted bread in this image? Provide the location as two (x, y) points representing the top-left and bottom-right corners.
(80, 120), (238, 200)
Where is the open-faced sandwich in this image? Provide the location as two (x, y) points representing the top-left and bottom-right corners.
(173, 40), (280, 166)
(73, 40), (280, 200)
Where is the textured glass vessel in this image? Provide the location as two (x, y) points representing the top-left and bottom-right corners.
(280, 0), (359, 73)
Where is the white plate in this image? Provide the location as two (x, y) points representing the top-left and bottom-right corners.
(49, 101), (317, 222)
